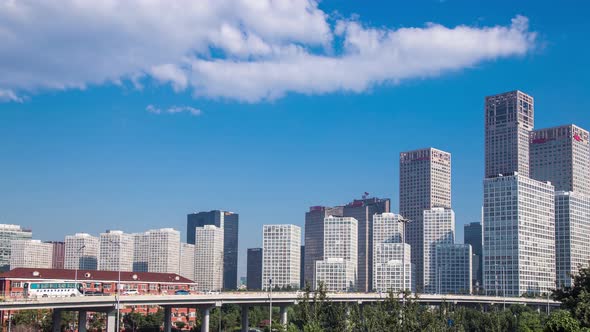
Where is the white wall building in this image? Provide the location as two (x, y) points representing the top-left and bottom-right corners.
(64, 233), (99, 270)
(132, 232), (149, 272)
(315, 217), (358, 291)
(9, 240), (53, 269)
(194, 226), (223, 291)
(372, 213), (404, 245)
(98, 230), (134, 272)
(262, 224), (301, 290)
(180, 243), (196, 281)
(147, 228), (180, 274)
(373, 243), (413, 293)
(423, 208), (455, 293)
(0, 224), (32, 270)
(435, 244), (472, 294)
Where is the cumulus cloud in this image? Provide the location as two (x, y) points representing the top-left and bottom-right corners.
(146, 104), (202, 116)
(0, 0), (536, 103)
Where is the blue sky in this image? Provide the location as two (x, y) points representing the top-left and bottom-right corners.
(1, 0), (589, 277)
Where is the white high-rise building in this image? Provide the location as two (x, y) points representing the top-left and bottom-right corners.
(435, 244), (472, 294)
(372, 213), (412, 292)
(64, 233), (99, 270)
(132, 232), (149, 272)
(180, 243), (196, 281)
(483, 174), (555, 296)
(423, 208), (455, 293)
(10, 240), (53, 269)
(555, 191), (590, 288)
(147, 228), (180, 274)
(372, 213), (404, 245)
(315, 217), (358, 291)
(0, 224), (32, 270)
(98, 230), (134, 272)
(262, 224), (301, 290)
(194, 226), (224, 291)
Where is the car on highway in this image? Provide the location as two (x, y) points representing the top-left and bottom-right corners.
(174, 289), (190, 295)
(122, 289), (139, 295)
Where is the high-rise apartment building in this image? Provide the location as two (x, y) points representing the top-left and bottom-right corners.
(247, 248), (263, 290)
(435, 244), (472, 294)
(262, 224), (301, 290)
(423, 208), (455, 293)
(64, 233), (99, 270)
(530, 124), (590, 195)
(147, 228), (180, 274)
(303, 205), (343, 289)
(485, 90), (534, 178)
(399, 148), (451, 291)
(315, 217), (358, 291)
(372, 213), (412, 292)
(194, 225), (224, 291)
(180, 243), (195, 281)
(555, 191), (590, 288)
(10, 240), (53, 269)
(46, 241), (65, 269)
(132, 232), (149, 272)
(98, 230), (134, 272)
(464, 222), (483, 291)
(483, 174), (555, 296)
(0, 224), (32, 271)
(187, 210), (239, 289)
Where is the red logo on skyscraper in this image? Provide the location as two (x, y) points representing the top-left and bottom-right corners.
(574, 133), (582, 142)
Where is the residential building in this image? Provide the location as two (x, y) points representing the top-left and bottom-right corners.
(0, 224), (32, 271)
(435, 244), (472, 294)
(194, 225), (224, 291)
(464, 222), (483, 292)
(483, 174), (555, 296)
(400, 147), (451, 292)
(485, 90), (534, 178)
(64, 233), (99, 270)
(98, 230), (134, 272)
(262, 224), (301, 290)
(423, 208), (455, 293)
(10, 240), (53, 269)
(46, 241), (65, 269)
(132, 232), (149, 272)
(315, 216), (358, 291)
(247, 248), (263, 290)
(180, 243), (195, 281)
(147, 228), (180, 274)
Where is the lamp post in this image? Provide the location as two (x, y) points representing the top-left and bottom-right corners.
(268, 278), (273, 332)
(74, 245), (86, 294)
(108, 239), (122, 332)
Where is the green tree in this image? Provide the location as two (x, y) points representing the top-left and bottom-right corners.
(544, 310), (581, 332)
(553, 265), (590, 327)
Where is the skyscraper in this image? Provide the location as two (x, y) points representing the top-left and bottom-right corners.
(342, 197), (390, 292)
(46, 241), (65, 270)
(435, 244), (472, 294)
(373, 212), (412, 292)
(98, 230), (134, 272)
(132, 232), (149, 272)
(147, 228), (180, 274)
(0, 224), (32, 271)
(262, 224), (301, 290)
(247, 248), (263, 290)
(180, 243), (195, 281)
(10, 240), (53, 269)
(530, 124), (590, 195)
(464, 222), (483, 291)
(64, 233), (99, 270)
(423, 208), (455, 293)
(187, 210), (239, 290)
(194, 225), (224, 291)
(485, 90), (534, 178)
(399, 147), (451, 291)
(315, 216), (358, 291)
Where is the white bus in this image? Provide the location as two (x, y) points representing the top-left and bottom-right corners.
(23, 282), (84, 298)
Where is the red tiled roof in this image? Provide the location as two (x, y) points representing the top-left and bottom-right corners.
(0, 268), (195, 284)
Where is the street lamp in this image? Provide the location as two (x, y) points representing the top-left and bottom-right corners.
(268, 278), (273, 332)
(108, 239), (122, 332)
(74, 245), (86, 294)
(398, 217), (411, 292)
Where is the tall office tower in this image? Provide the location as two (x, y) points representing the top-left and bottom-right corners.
(147, 228), (180, 274)
(373, 213), (404, 245)
(300, 246), (305, 289)
(400, 148), (451, 292)
(315, 217), (358, 291)
(194, 225), (224, 291)
(98, 230), (134, 272)
(262, 224), (301, 290)
(132, 232), (149, 272)
(247, 248), (263, 290)
(343, 197), (390, 292)
(435, 244), (472, 294)
(555, 191), (590, 288)
(186, 210), (239, 290)
(180, 243), (196, 281)
(530, 125), (590, 195)
(485, 90), (534, 178)
(0, 224), (32, 271)
(64, 233), (99, 270)
(303, 206), (343, 289)
(463, 222), (483, 292)
(372, 213), (412, 292)
(45, 241), (65, 269)
(483, 174), (555, 296)
(423, 208), (455, 293)
(10, 240), (53, 269)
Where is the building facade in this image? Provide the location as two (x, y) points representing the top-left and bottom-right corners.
(194, 226), (224, 291)
(98, 230), (134, 272)
(247, 248), (263, 290)
(132, 232), (149, 272)
(0, 224), (32, 271)
(463, 222), (483, 292)
(46, 241), (65, 270)
(423, 208), (455, 293)
(483, 174), (555, 296)
(400, 148), (451, 292)
(64, 233), (99, 270)
(315, 217), (358, 291)
(435, 244), (472, 294)
(373, 243), (412, 293)
(262, 224), (301, 290)
(180, 243), (195, 281)
(147, 228), (180, 274)
(9, 240), (53, 269)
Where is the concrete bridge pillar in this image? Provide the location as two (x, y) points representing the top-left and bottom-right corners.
(164, 306), (172, 332)
(199, 306), (214, 332)
(106, 309), (117, 332)
(280, 305), (288, 326)
(78, 310), (88, 332)
(51, 309), (62, 332)
(241, 305), (249, 332)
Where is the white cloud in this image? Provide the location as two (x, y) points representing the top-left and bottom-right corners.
(146, 104), (202, 116)
(0, 1), (536, 103)
(0, 89), (22, 103)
